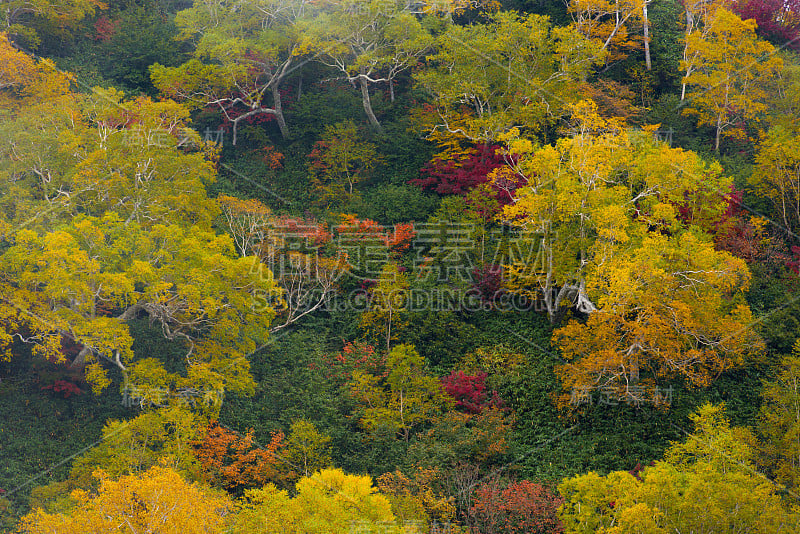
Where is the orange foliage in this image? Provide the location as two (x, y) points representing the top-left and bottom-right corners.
(257, 145), (285, 169)
(274, 216), (332, 246)
(386, 223), (416, 254)
(336, 215), (415, 255)
(410, 104), (479, 166)
(193, 421), (289, 491)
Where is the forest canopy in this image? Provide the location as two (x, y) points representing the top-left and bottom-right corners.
(2, 0), (800, 531)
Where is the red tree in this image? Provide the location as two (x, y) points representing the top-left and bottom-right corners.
(469, 479), (564, 534)
(732, 0), (800, 48)
(412, 144), (507, 196)
(441, 370), (503, 414)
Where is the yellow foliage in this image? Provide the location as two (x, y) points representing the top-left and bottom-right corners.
(18, 464), (231, 534)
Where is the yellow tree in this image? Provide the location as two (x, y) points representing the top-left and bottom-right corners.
(0, 38), (280, 404)
(568, 0), (645, 63)
(758, 342), (800, 490)
(681, 7), (782, 151)
(18, 465), (232, 534)
(500, 101), (762, 404)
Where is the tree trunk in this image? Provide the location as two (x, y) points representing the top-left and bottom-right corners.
(715, 115), (722, 152)
(272, 84), (290, 139)
(70, 346), (91, 369)
(681, 9), (694, 101)
(359, 75), (383, 134)
(297, 75), (302, 101)
(643, 0), (651, 71)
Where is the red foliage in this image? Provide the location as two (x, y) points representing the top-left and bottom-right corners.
(470, 264), (505, 304)
(41, 379), (83, 398)
(94, 16), (119, 43)
(441, 370), (503, 414)
(628, 461), (655, 481)
(787, 246), (800, 274)
(469, 479), (564, 534)
(732, 0), (800, 48)
(712, 188), (792, 267)
(412, 144), (506, 196)
(319, 342), (387, 386)
(307, 140), (331, 174)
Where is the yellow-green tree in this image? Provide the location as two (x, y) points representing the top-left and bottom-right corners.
(18, 465), (232, 534)
(308, 120), (381, 206)
(558, 404), (800, 533)
(350, 344), (452, 442)
(1, 0), (104, 48)
(300, 0), (434, 132)
(416, 11), (603, 142)
(150, 0), (312, 142)
(751, 126), (800, 234)
(681, 6), (782, 151)
(284, 419), (333, 478)
(231, 469), (398, 534)
(360, 262), (409, 351)
(758, 341), (800, 490)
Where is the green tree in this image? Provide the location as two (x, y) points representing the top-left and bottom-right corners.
(150, 0), (312, 141)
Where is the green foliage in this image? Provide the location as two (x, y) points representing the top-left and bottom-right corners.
(350, 344), (453, 442)
(347, 185), (440, 225)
